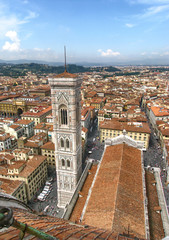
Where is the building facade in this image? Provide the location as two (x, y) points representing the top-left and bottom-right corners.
(49, 71), (82, 208)
(100, 120), (150, 150)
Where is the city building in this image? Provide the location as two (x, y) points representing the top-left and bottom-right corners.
(49, 70), (82, 208)
(40, 141), (55, 168)
(149, 106), (169, 130)
(4, 124), (24, 139)
(0, 178), (27, 203)
(0, 155), (47, 202)
(34, 122), (53, 141)
(21, 106), (52, 126)
(15, 119), (35, 138)
(0, 132), (12, 151)
(24, 132), (48, 155)
(99, 119), (150, 150)
(81, 107), (91, 129)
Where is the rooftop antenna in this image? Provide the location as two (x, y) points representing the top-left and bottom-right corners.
(64, 46), (67, 72)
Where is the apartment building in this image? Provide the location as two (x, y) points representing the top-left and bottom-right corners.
(40, 141), (55, 168)
(34, 122), (53, 141)
(0, 132), (12, 151)
(24, 132), (48, 155)
(100, 119), (150, 150)
(4, 124), (24, 139)
(21, 106), (52, 126)
(0, 178), (27, 203)
(13, 148), (32, 161)
(15, 119), (35, 138)
(149, 106), (169, 130)
(81, 107), (91, 129)
(0, 155), (47, 201)
(90, 97), (106, 110)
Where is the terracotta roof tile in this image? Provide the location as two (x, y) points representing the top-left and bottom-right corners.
(53, 71), (77, 78)
(100, 120), (150, 134)
(81, 144), (146, 239)
(0, 207), (145, 240)
(40, 141), (55, 150)
(151, 106), (169, 117)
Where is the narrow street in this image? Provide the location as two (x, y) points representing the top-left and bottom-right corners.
(144, 121), (169, 213)
(85, 119), (104, 161)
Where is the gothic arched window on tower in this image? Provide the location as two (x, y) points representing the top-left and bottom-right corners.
(66, 139), (69, 149)
(67, 159), (70, 168)
(61, 159), (65, 167)
(76, 101), (80, 123)
(61, 138), (64, 148)
(59, 104), (68, 125)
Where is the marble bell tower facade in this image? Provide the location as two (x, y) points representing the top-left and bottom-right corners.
(48, 71), (82, 208)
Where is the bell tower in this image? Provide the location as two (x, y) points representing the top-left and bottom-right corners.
(48, 66), (82, 208)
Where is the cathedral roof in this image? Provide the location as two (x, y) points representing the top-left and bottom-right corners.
(79, 144), (146, 239)
(0, 205), (146, 240)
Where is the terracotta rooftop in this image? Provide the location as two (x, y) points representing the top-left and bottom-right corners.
(15, 119), (34, 125)
(80, 144), (146, 239)
(53, 70), (77, 78)
(151, 106), (169, 117)
(18, 155), (46, 178)
(100, 120), (151, 134)
(34, 122), (53, 131)
(21, 106), (52, 117)
(8, 124), (22, 130)
(0, 133), (11, 141)
(0, 155), (47, 178)
(0, 206), (146, 240)
(70, 165), (98, 223)
(40, 141), (55, 150)
(82, 127), (88, 133)
(0, 178), (23, 195)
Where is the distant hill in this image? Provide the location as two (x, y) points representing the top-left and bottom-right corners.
(0, 63), (121, 78)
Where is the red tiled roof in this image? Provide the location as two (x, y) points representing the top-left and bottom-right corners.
(53, 70), (77, 78)
(0, 207), (146, 240)
(151, 106), (169, 117)
(0, 178), (23, 195)
(15, 119), (34, 125)
(82, 144), (146, 239)
(100, 120), (151, 134)
(40, 141), (55, 150)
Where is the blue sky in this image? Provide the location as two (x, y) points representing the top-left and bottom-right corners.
(0, 0), (169, 64)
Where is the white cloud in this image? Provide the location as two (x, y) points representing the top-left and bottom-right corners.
(125, 23), (135, 27)
(2, 31), (20, 51)
(24, 11), (39, 22)
(161, 51), (169, 56)
(0, 1), (38, 36)
(141, 52), (147, 55)
(0, 48), (58, 61)
(23, 0), (29, 4)
(129, 0), (169, 4)
(6, 31), (19, 42)
(98, 49), (120, 57)
(141, 5), (169, 18)
(151, 51), (158, 54)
